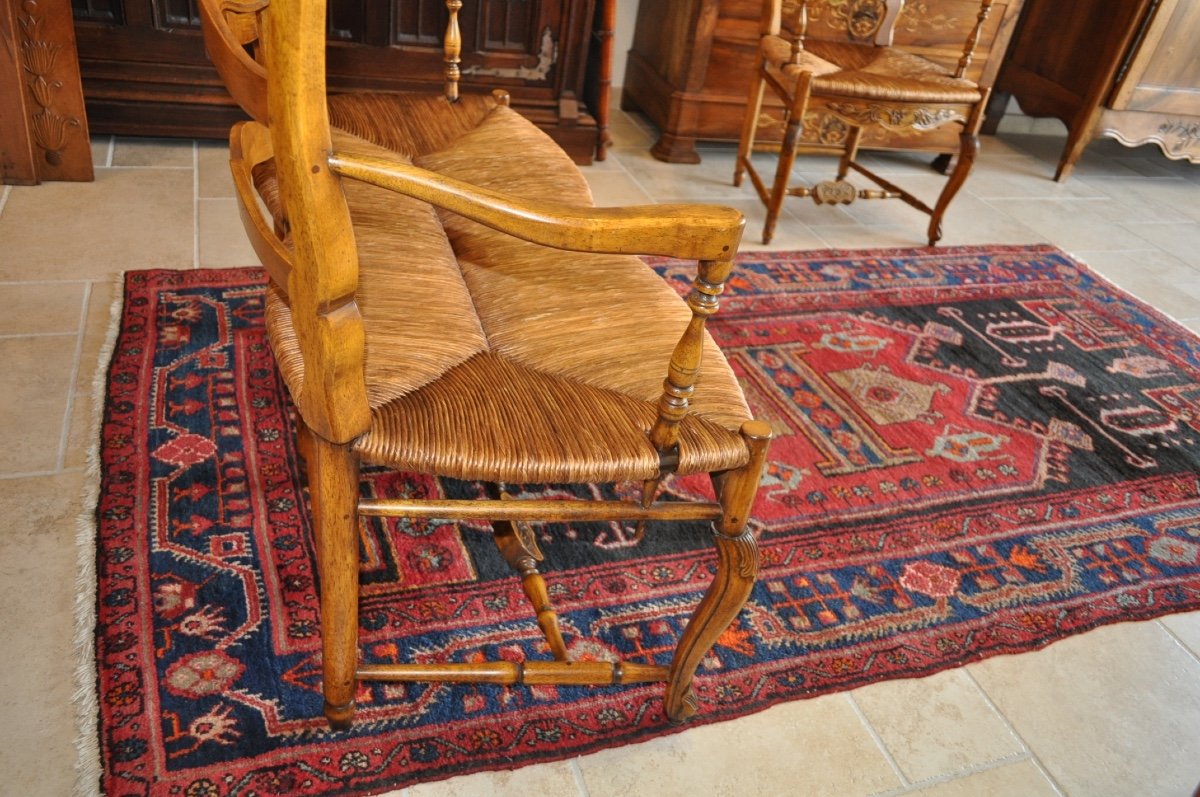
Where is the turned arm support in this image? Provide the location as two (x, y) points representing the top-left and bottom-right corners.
(328, 151), (745, 261)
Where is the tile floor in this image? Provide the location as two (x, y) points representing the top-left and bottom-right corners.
(2, 107), (1200, 797)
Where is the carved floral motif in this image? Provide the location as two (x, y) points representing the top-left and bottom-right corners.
(826, 101), (965, 131)
(895, 1), (960, 33)
(1156, 120), (1200, 156)
(16, 0), (81, 166)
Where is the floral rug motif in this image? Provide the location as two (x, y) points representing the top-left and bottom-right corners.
(89, 245), (1200, 795)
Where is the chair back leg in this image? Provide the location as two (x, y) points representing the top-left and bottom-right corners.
(308, 433), (363, 729)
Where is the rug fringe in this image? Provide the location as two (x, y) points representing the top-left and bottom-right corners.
(72, 276), (125, 797)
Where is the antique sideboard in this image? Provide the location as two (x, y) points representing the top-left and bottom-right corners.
(621, 0), (1025, 163)
(983, 0), (1200, 180)
(69, 0), (610, 163)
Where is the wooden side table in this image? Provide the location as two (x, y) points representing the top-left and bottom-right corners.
(1, 0), (92, 184)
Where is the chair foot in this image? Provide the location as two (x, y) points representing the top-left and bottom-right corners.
(325, 699), (356, 730)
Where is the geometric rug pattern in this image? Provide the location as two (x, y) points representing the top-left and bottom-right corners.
(88, 245), (1200, 795)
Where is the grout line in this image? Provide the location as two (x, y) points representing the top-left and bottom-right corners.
(103, 165), (193, 170)
(1156, 618), (1200, 666)
(963, 668), (1067, 797)
(193, 140), (201, 269)
(845, 692), (912, 789)
(0, 278), (92, 287)
(0, 467), (85, 480)
(869, 753), (1034, 797)
(0, 331), (80, 340)
(56, 280), (93, 471)
(570, 758), (592, 797)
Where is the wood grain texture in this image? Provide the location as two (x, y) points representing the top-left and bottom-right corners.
(1, 0), (92, 184)
(624, 0), (1022, 163)
(988, 0), (1200, 179)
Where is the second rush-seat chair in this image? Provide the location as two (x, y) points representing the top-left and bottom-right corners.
(734, 0), (997, 246)
(202, 0), (772, 729)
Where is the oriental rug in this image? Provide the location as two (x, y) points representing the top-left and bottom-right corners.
(86, 244), (1200, 796)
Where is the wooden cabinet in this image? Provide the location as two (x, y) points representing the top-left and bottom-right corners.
(985, 0), (1200, 180)
(621, 0), (1025, 163)
(71, 0), (607, 162)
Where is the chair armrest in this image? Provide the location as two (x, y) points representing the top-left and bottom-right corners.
(327, 151), (745, 262)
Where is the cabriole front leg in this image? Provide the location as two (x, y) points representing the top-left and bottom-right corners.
(664, 420), (770, 722)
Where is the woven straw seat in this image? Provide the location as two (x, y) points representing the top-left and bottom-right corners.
(206, 0), (770, 731)
(260, 114), (753, 483)
(762, 35), (983, 104)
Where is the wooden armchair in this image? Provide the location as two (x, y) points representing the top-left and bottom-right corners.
(205, 0), (771, 730)
(734, 0), (996, 245)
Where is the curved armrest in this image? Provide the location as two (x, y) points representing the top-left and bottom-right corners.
(229, 122), (292, 288)
(327, 151), (745, 262)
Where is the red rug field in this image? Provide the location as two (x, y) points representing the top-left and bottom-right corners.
(86, 244), (1200, 795)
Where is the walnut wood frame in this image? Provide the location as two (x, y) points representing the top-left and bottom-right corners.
(229, 0), (771, 730)
(733, 0), (995, 246)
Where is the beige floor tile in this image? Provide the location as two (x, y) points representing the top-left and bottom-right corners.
(963, 155), (1110, 201)
(1087, 177), (1200, 225)
(90, 135), (113, 168)
(74, 278), (122, 398)
(1160, 612), (1200, 660)
(969, 621), (1200, 797)
(404, 759), (579, 797)
(935, 194), (1045, 247)
(901, 760), (1061, 797)
(983, 198), (1157, 253)
(614, 146), (756, 202)
(111, 136), (195, 168)
(851, 669), (1024, 783)
(808, 223), (926, 250)
(0, 473), (87, 796)
(576, 695), (901, 797)
(0, 281), (85, 336)
(0, 168), (195, 277)
(0, 335), (77, 474)
(1070, 248), (1200, 286)
(1119, 221), (1200, 268)
(716, 198), (829, 252)
(606, 110), (656, 150)
(197, 140), (237, 198)
(583, 170), (655, 206)
(198, 198), (260, 268)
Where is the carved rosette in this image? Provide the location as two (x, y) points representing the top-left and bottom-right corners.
(825, 101), (965, 132)
(16, 0), (80, 166)
(785, 0), (889, 39)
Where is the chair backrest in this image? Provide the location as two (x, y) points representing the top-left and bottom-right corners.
(774, 0), (996, 79)
(199, 0), (466, 123)
(198, 0), (269, 122)
(780, 0), (907, 47)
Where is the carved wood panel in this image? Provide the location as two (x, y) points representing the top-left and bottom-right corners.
(2, 0), (93, 184)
